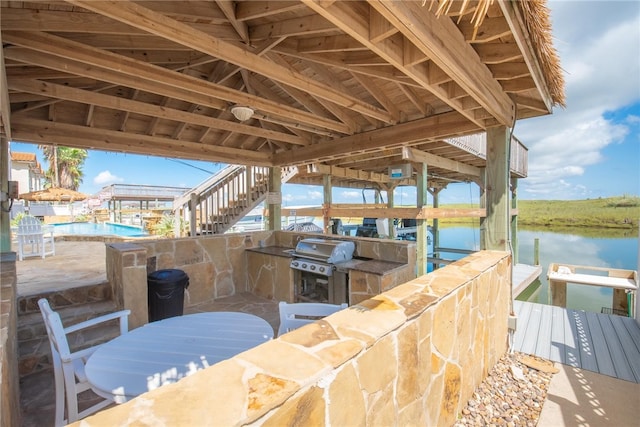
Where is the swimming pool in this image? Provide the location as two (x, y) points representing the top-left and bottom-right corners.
(52, 222), (149, 237)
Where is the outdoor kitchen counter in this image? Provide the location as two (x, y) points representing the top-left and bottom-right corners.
(246, 246), (294, 258)
(246, 246), (406, 276)
(337, 258), (406, 276)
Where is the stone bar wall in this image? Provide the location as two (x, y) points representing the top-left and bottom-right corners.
(74, 250), (511, 426)
(1, 252), (20, 427)
(107, 231), (274, 328)
(107, 231), (414, 329)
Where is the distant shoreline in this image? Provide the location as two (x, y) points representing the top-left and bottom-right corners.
(440, 196), (640, 230)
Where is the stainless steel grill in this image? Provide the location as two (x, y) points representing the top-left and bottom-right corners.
(289, 238), (355, 276)
(289, 238), (355, 304)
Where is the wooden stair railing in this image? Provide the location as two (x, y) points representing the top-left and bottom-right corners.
(173, 165), (300, 237)
(173, 165), (271, 236)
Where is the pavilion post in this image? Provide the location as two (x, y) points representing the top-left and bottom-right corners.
(0, 136), (11, 252)
(484, 126), (510, 251)
(416, 162), (427, 276)
(267, 167), (281, 231)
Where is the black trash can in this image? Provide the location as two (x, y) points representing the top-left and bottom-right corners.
(147, 269), (189, 322)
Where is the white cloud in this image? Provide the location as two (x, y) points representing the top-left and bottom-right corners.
(516, 1), (640, 199)
(93, 170), (123, 185)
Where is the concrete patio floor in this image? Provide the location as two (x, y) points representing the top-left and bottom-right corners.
(14, 240), (639, 426)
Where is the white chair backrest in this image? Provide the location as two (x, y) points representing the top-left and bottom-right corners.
(278, 301), (347, 336)
(18, 215), (43, 234)
(38, 298), (73, 359)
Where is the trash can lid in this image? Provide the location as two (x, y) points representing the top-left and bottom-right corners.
(148, 269), (188, 281)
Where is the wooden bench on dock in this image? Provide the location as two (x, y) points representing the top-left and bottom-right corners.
(548, 263), (638, 316)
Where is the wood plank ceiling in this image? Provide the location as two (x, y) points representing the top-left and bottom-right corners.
(0, 0), (564, 190)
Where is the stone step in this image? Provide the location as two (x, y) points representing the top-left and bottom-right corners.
(17, 281), (112, 315)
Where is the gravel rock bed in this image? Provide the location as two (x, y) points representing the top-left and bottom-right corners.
(454, 352), (555, 427)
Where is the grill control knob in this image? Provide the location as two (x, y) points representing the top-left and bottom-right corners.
(302, 263), (307, 269)
(319, 266), (325, 273)
(292, 261), (299, 267)
(310, 265), (316, 271)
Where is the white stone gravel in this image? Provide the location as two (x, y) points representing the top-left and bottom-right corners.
(454, 352), (554, 427)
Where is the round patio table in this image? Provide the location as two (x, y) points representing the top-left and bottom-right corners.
(85, 312), (274, 403)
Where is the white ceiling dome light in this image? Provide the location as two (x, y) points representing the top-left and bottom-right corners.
(230, 106), (254, 121)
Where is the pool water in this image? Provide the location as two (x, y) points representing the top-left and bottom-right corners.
(52, 222), (149, 237)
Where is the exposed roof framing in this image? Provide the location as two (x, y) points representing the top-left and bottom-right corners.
(1, 0), (564, 190)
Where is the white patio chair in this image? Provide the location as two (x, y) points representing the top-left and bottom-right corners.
(16, 215), (55, 261)
(278, 301), (347, 336)
(38, 298), (130, 427)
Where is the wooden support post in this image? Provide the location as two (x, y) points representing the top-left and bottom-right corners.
(484, 126), (510, 251)
(267, 166), (281, 231)
(189, 192), (198, 237)
(386, 184), (395, 239)
(478, 174), (486, 250)
(431, 187), (441, 270)
(0, 136), (10, 252)
(534, 238), (540, 266)
(416, 162), (427, 276)
(550, 279), (567, 307)
(323, 174), (331, 234)
(613, 289), (628, 315)
(511, 177), (518, 263)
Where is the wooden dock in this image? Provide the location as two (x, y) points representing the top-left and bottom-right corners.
(512, 301), (640, 383)
(512, 263), (542, 297)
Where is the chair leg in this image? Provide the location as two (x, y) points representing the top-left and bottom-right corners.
(63, 368), (80, 424)
(52, 361), (66, 427)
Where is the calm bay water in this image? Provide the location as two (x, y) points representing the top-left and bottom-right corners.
(429, 226), (639, 314)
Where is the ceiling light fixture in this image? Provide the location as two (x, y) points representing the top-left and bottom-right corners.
(230, 106), (254, 121)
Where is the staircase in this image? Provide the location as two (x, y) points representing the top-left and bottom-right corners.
(173, 165), (267, 236)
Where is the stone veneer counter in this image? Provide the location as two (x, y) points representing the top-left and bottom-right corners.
(246, 246), (294, 258)
(337, 258), (406, 275)
(247, 246), (407, 276)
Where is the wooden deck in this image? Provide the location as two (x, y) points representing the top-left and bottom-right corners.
(513, 301), (640, 383)
(512, 263), (542, 297)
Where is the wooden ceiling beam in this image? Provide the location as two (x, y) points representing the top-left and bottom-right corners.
(474, 43), (523, 64)
(402, 147), (481, 177)
(8, 79), (308, 146)
(274, 39), (421, 87)
(215, 0), (249, 43)
(297, 35), (365, 53)
(66, 0), (394, 124)
(249, 14), (336, 40)
(302, 0), (489, 128)
(272, 111), (480, 166)
(497, 0), (554, 113)
(488, 62), (530, 80)
(3, 33), (350, 134)
(264, 52), (359, 132)
(10, 117), (272, 165)
(350, 72), (399, 122)
(366, 0), (515, 126)
(307, 163), (392, 183)
(235, 1), (307, 22)
(459, 17), (511, 43)
(0, 29), (12, 140)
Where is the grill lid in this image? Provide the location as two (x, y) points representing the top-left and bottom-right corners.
(293, 238), (355, 264)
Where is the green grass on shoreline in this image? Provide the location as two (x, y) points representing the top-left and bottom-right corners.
(435, 195), (640, 230)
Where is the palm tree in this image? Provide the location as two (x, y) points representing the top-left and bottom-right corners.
(40, 145), (88, 190)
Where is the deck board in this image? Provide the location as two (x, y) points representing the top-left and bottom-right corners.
(578, 310), (600, 373)
(512, 264), (542, 298)
(549, 305), (565, 363)
(584, 311), (615, 376)
(610, 315), (640, 382)
(535, 303), (553, 358)
(513, 301), (640, 383)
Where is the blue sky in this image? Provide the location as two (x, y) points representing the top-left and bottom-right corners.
(9, 0), (640, 205)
